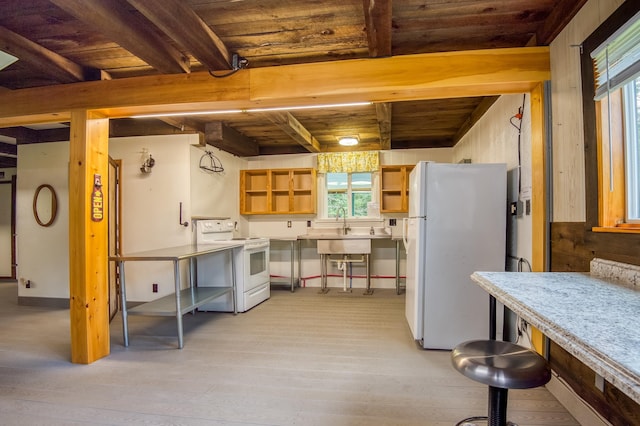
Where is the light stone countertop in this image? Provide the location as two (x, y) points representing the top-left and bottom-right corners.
(471, 271), (640, 405)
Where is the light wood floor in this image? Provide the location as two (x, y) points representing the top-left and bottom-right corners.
(0, 282), (579, 425)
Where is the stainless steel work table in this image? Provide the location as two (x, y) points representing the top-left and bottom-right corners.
(267, 237), (300, 292)
(111, 242), (243, 349)
(471, 271), (640, 405)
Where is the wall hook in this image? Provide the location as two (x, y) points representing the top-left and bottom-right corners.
(179, 202), (189, 227)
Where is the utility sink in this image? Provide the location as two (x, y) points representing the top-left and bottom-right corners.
(317, 238), (371, 254)
(299, 226), (391, 240)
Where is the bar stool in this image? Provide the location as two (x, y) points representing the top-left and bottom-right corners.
(451, 340), (551, 426)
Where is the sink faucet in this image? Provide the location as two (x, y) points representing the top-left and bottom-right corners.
(336, 207), (350, 234)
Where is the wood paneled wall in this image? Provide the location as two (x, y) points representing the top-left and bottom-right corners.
(549, 2), (640, 423)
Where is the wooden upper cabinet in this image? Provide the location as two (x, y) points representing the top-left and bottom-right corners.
(240, 168), (316, 215)
(380, 165), (414, 213)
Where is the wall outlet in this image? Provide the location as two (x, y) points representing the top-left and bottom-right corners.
(287, 220), (292, 228)
(389, 218), (397, 226)
(307, 220), (312, 227)
(26, 280), (31, 288)
(152, 283), (158, 293)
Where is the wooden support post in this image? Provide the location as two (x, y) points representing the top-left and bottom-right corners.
(68, 110), (110, 364)
(530, 82), (547, 353)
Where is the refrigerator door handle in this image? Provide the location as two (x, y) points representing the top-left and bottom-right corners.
(402, 217), (409, 251)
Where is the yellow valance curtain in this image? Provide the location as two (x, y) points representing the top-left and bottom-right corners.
(316, 151), (379, 173)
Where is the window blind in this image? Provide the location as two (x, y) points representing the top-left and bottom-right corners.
(591, 11), (640, 100)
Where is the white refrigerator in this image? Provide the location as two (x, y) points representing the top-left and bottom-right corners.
(403, 162), (506, 350)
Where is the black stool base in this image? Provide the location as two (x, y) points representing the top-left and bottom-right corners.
(455, 387), (514, 426)
(455, 417), (518, 426)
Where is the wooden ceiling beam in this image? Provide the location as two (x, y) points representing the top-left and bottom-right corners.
(0, 141), (17, 155)
(0, 47), (550, 126)
(362, 0), (392, 57)
(263, 112), (321, 153)
(0, 26), (88, 83)
(375, 102), (392, 150)
(204, 121), (259, 157)
(51, 0), (190, 74)
(126, 0), (231, 70)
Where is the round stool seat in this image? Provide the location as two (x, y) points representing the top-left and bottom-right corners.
(452, 340), (551, 390)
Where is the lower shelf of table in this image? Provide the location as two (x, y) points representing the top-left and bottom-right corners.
(127, 287), (233, 317)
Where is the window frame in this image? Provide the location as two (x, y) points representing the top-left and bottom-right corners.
(582, 2), (640, 233)
(323, 171), (377, 219)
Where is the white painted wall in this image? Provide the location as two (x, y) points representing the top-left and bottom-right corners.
(0, 168), (16, 277)
(16, 142), (70, 297)
(15, 134), (223, 302)
(190, 145), (248, 234)
(453, 94), (533, 269)
(109, 134), (196, 301)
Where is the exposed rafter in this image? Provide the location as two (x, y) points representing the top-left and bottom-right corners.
(536, 0), (590, 45)
(0, 26), (90, 83)
(204, 121), (259, 157)
(263, 112), (321, 153)
(126, 0), (231, 71)
(362, 0), (392, 57)
(375, 103), (392, 150)
(51, 0), (190, 74)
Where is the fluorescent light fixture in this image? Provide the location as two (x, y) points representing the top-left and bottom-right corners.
(248, 102), (372, 113)
(132, 109), (243, 118)
(338, 136), (359, 146)
(131, 102), (372, 119)
(0, 50), (18, 70)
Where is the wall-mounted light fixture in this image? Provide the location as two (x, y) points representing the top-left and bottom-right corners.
(140, 148), (155, 174)
(338, 136), (359, 146)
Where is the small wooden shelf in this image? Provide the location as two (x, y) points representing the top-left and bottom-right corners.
(380, 165), (414, 213)
(240, 168), (316, 214)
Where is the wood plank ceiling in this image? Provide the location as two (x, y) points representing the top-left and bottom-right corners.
(0, 0), (587, 166)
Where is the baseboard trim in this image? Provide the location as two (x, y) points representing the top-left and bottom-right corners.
(18, 296), (69, 309)
(547, 371), (612, 426)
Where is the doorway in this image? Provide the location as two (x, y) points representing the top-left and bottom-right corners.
(0, 175), (16, 280)
(108, 158), (122, 321)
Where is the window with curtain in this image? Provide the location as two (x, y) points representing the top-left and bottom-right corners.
(317, 151), (379, 218)
(588, 10), (640, 227)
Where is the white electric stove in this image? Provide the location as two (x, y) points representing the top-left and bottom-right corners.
(194, 218), (270, 312)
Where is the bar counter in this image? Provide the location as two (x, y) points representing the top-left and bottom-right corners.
(471, 270), (640, 405)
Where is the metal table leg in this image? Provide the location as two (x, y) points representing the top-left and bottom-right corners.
(364, 253), (373, 295)
(319, 253), (329, 293)
(395, 239), (401, 295)
(119, 260), (129, 347)
(290, 240), (295, 292)
(174, 259), (184, 349)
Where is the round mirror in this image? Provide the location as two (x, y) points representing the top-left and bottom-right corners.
(33, 184), (58, 227)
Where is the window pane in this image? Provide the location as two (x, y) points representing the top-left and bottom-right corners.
(625, 77), (640, 220)
(327, 192), (347, 218)
(352, 191), (371, 217)
(327, 173), (347, 191)
(351, 172), (372, 190)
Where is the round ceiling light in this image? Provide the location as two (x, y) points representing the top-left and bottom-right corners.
(338, 136), (359, 146)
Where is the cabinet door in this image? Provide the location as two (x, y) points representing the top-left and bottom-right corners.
(380, 165), (414, 213)
(240, 168), (316, 215)
(270, 170), (291, 214)
(291, 169), (316, 213)
(240, 170), (269, 214)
